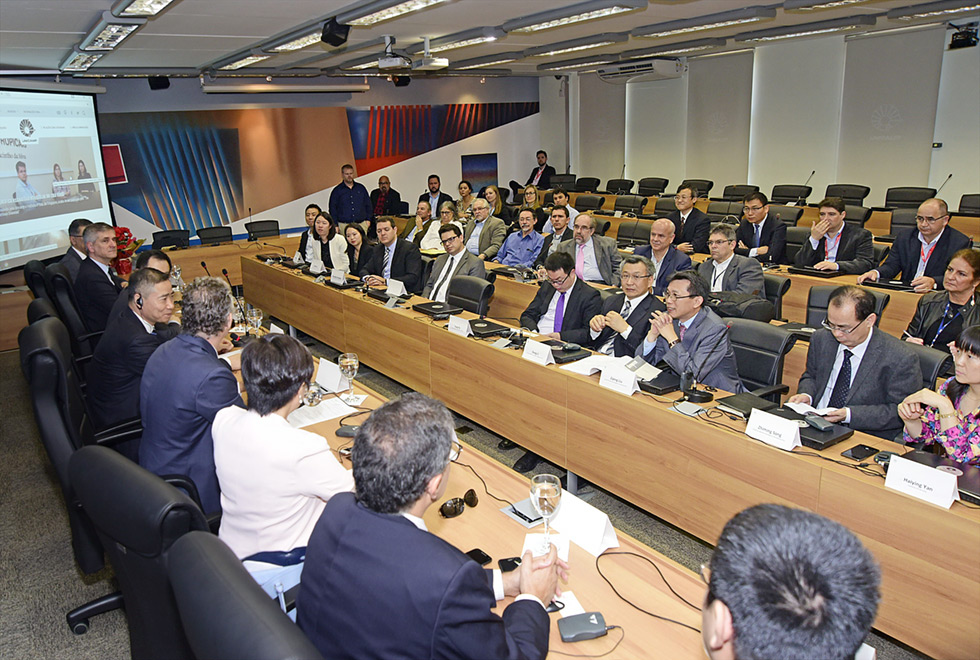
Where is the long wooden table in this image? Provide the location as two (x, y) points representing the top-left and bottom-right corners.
(164, 235), (299, 286)
(243, 256), (979, 660)
(308, 379), (705, 658)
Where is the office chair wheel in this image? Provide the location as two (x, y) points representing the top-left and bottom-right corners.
(69, 619), (90, 635)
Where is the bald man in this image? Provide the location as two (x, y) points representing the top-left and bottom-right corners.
(634, 218), (693, 295)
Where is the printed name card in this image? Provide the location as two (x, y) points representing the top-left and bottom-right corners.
(625, 356), (661, 381)
(745, 408), (801, 451)
(522, 339), (555, 366)
(314, 359), (345, 393)
(309, 259), (325, 274)
(330, 268), (346, 285)
(447, 315), (473, 337)
(386, 278), (407, 296)
(885, 455), (959, 509)
(598, 364), (640, 396)
(551, 489), (619, 557)
(268, 323), (285, 335)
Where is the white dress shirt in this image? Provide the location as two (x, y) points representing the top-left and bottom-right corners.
(915, 229), (944, 279)
(709, 254), (734, 293)
(809, 225), (844, 261)
(431, 252), (461, 303)
(577, 238), (602, 282)
(815, 328), (874, 423)
(537, 287), (567, 335)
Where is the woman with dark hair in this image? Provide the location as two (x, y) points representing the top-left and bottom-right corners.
(76, 159), (96, 194)
(52, 163), (70, 198)
(905, 249), (980, 353)
(212, 334), (354, 559)
(899, 324), (980, 465)
(345, 222), (371, 276)
(298, 212), (349, 272)
(457, 180), (476, 218)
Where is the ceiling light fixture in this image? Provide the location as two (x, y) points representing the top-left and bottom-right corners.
(524, 33), (628, 58)
(407, 27), (504, 54)
(79, 11), (146, 51)
(340, 0), (452, 27)
(734, 15), (876, 42)
(60, 48), (106, 72)
(887, 0), (980, 21)
(201, 82), (370, 94)
(632, 6), (776, 39)
(110, 0), (177, 17)
(504, 0), (646, 33)
(217, 53), (272, 71)
(620, 37), (727, 59)
(784, 0), (874, 10)
(270, 31), (323, 53)
(452, 51), (523, 69)
(536, 55), (618, 71)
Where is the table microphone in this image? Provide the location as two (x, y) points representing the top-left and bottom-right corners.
(684, 322), (732, 403)
(221, 267), (246, 313)
(201, 260), (212, 277)
(261, 242), (287, 256)
(935, 173), (953, 195)
(798, 170), (816, 206)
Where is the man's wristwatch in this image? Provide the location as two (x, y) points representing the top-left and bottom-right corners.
(668, 339), (680, 348)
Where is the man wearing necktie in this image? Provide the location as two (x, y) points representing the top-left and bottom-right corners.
(74, 221), (125, 334)
(794, 197), (874, 274)
(519, 251), (601, 344)
(734, 192), (786, 264)
(556, 213), (621, 286)
(788, 285), (921, 439)
(422, 224), (486, 302)
(360, 217), (423, 293)
(589, 255), (666, 357)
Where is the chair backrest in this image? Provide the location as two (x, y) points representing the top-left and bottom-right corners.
(543, 191), (555, 207)
(769, 204), (803, 227)
(728, 319), (797, 401)
(784, 226), (811, 264)
(680, 178), (713, 196)
(70, 445), (209, 660)
(574, 194), (604, 212)
(605, 178), (634, 194)
(44, 263), (98, 359)
(885, 186), (936, 209)
(959, 193), (979, 215)
(873, 242), (890, 267)
(152, 229), (190, 249)
(613, 195), (647, 214)
(770, 184), (812, 205)
(637, 177), (669, 197)
(654, 196), (677, 214)
(550, 174), (576, 190)
(575, 177), (601, 193)
(806, 285), (889, 328)
(616, 218), (653, 247)
(197, 226), (233, 245)
(706, 201), (741, 224)
(722, 184), (759, 201)
(24, 259), (50, 299)
(447, 275), (494, 316)
(18, 317), (104, 574)
(825, 184), (870, 206)
(903, 342), (953, 390)
(245, 220), (280, 240)
(27, 297), (59, 324)
(394, 200), (410, 215)
(889, 207), (918, 234)
(843, 205), (871, 228)
(763, 273), (791, 321)
(168, 532), (326, 660)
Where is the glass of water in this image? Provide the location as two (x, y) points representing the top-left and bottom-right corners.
(246, 307), (263, 335)
(338, 353), (359, 404)
(530, 474), (562, 550)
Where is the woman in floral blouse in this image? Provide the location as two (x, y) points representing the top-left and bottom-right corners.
(899, 325), (980, 464)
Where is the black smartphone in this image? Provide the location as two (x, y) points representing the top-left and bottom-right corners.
(841, 444), (877, 461)
(498, 556), (522, 572)
(465, 548), (492, 566)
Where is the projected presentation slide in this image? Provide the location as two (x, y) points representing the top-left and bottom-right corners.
(0, 88), (113, 272)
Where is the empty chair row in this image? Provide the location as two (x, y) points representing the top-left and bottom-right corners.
(151, 220), (281, 249)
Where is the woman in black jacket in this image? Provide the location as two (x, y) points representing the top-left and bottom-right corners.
(905, 248), (980, 353)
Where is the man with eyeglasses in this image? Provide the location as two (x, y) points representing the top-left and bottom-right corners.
(422, 224), (486, 303)
(589, 255), (665, 357)
(494, 209), (544, 268)
(463, 198), (507, 261)
(556, 213), (621, 285)
(697, 224), (765, 298)
(298, 393), (565, 660)
(857, 198), (970, 293)
(634, 218), (692, 296)
(788, 285), (920, 439)
(520, 250), (602, 344)
(734, 192), (786, 264)
(667, 184), (710, 254)
(794, 197), (874, 273)
(59, 217), (92, 282)
(636, 271), (744, 393)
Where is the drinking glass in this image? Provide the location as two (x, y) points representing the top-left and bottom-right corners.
(530, 474), (562, 549)
(246, 307), (263, 335)
(233, 296), (246, 325)
(338, 353), (359, 404)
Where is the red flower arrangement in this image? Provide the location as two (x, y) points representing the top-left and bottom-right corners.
(110, 226), (144, 276)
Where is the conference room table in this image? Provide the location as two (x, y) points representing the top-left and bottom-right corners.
(303, 377), (705, 658)
(163, 234), (299, 286)
(242, 255), (979, 660)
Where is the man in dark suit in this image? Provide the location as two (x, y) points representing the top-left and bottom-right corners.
(360, 216), (423, 293)
(636, 271), (744, 393)
(74, 222), (124, 333)
(858, 197), (971, 293)
(139, 277), (243, 515)
(589, 255), (666, 357)
(59, 217), (91, 282)
(520, 251), (602, 345)
(525, 150), (556, 189)
(298, 393), (562, 660)
(668, 184), (711, 254)
(634, 218), (692, 295)
(108, 249), (172, 324)
(88, 269), (178, 459)
(422, 224), (487, 302)
(370, 175), (402, 217)
(734, 192), (786, 264)
(533, 206), (573, 269)
(399, 200), (435, 244)
(794, 197), (874, 274)
(697, 224), (765, 298)
(419, 173), (453, 214)
(788, 285), (921, 439)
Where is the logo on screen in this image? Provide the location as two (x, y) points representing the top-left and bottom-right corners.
(870, 104), (902, 133)
(19, 119), (34, 138)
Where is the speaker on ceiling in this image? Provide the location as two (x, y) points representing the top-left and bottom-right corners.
(321, 18), (350, 47)
(392, 76), (411, 87)
(147, 76), (170, 90)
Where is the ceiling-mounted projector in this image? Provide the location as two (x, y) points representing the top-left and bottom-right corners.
(412, 56), (449, 71)
(379, 55), (411, 69)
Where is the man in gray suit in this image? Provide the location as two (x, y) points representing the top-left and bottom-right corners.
(697, 223), (764, 298)
(59, 217), (92, 282)
(788, 285), (921, 439)
(422, 224), (487, 302)
(557, 213), (621, 285)
(636, 271), (744, 393)
(462, 198), (506, 261)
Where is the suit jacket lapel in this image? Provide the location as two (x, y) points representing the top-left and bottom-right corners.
(846, 329), (881, 402)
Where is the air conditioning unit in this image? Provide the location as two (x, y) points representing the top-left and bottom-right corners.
(597, 58), (686, 83)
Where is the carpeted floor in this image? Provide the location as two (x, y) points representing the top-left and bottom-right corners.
(1, 337), (929, 659)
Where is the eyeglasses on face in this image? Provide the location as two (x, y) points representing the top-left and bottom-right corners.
(548, 273), (570, 287)
(743, 205), (765, 213)
(707, 239), (733, 247)
(441, 236), (459, 245)
(915, 215), (947, 224)
(439, 488), (478, 518)
(663, 291), (695, 301)
(620, 273), (652, 281)
(821, 317), (865, 335)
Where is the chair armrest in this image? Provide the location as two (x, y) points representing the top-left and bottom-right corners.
(78, 330), (104, 343)
(750, 384), (789, 400)
(92, 417), (142, 447)
(161, 473), (207, 512)
(870, 206), (894, 213)
(206, 512), (222, 534)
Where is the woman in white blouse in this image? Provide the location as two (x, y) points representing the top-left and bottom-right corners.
(297, 211), (350, 272)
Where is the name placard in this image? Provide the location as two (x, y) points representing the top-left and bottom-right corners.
(447, 315), (473, 337)
(551, 489), (619, 557)
(309, 259), (325, 275)
(885, 455), (959, 509)
(330, 268), (346, 285)
(522, 339), (555, 366)
(745, 408), (800, 451)
(598, 364), (640, 396)
(625, 356), (661, 381)
(314, 359), (345, 393)
(386, 278), (407, 296)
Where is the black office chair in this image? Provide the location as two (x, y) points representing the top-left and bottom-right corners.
(70, 445), (209, 660)
(763, 273), (791, 322)
(246, 220), (281, 240)
(680, 179), (713, 196)
(884, 186), (936, 209)
(784, 226), (811, 264)
(604, 178), (634, 194)
(769, 204), (803, 226)
(903, 341), (953, 390)
(152, 229), (190, 249)
(873, 243), (891, 267)
(550, 174), (576, 190)
(806, 285), (889, 328)
(543, 191), (555, 207)
(44, 263), (102, 370)
(843, 205), (872, 228)
(197, 226), (233, 245)
(594, 218), (611, 236)
(637, 177), (669, 197)
(24, 259), (50, 299)
(770, 184), (812, 205)
(447, 275), (493, 317)
(420, 256), (434, 291)
(728, 319), (798, 402)
(825, 184), (870, 206)
(394, 200), (410, 215)
(575, 177), (601, 193)
(574, 194), (604, 212)
(654, 196), (677, 214)
(616, 218), (653, 248)
(168, 532), (325, 660)
(877, 208), (917, 243)
(721, 184), (759, 201)
(613, 195), (647, 215)
(959, 193), (979, 216)
(705, 201), (741, 224)
(27, 297), (59, 324)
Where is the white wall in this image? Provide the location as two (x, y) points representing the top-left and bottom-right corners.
(574, 72), (627, 185)
(538, 76), (568, 175)
(625, 75), (688, 190)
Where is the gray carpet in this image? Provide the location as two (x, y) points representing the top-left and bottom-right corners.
(1, 336), (929, 659)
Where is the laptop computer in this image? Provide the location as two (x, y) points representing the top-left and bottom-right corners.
(256, 253), (283, 262)
(494, 266), (537, 282)
(551, 347), (591, 364)
(412, 301), (463, 317)
(902, 450), (980, 505)
(768, 406), (853, 450)
(469, 319), (512, 338)
(638, 369), (681, 395)
(787, 266), (849, 278)
(715, 392), (779, 418)
(365, 288), (411, 304)
(864, 280), (915, 292)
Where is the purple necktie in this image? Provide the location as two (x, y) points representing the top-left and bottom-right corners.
(553, 291), (566, 332)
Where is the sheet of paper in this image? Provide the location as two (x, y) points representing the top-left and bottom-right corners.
(559, 354), (621, 375)
(268, 323), (285, 334)
(556, 591), (586, 618)
(522, 533), (570, 562)
(785, 401), (836, 416)
(287, 397), (357, 428)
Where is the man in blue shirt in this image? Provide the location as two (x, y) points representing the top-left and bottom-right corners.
(14, 161), (40, 209)
(493, 209), (544, 268)
(328, 164), (372, 225)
